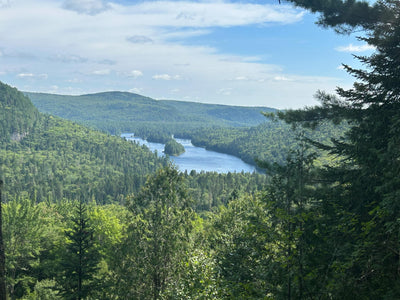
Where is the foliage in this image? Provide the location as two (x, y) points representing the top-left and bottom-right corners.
(0, 110), (168, 204)
(164, 139), (185, 156)
(2, 198), (64, 299)
(185, 170), (267, 212)
(109, 166), (194, 299)
(0, 82), (39, 142)
(26, 91), (272, 136)
(277, 0), (400, 297)
(56, 201), (101, 300)
(208, 195), (273, 298)
(185, 120), (345, 166)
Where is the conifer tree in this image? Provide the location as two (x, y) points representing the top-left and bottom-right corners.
(57, 201), (100, 300)
(278, 0), (400, 297)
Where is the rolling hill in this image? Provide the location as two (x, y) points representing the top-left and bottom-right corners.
(25, 91), (275, 137)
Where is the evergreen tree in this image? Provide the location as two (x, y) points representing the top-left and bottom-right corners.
(111, 166), (194, 299)
(57, 201), (100, 300)
(278, 0), (400, 297)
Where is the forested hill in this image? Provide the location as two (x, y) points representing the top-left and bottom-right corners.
(0, 82), (40, 142)
(0, 82), (168, 203)
(25, 91), (274, 135)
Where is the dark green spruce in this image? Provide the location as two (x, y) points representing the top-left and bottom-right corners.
(57, 201), (100, 300)
(278, 0), (400, 297)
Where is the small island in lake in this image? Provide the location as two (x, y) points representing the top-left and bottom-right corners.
(164, 139), (185, 156)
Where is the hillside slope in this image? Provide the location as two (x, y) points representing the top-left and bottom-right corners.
(0, 82), (40, 142)
(1, 83), (167, 203)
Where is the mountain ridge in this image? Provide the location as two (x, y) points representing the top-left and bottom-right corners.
(25, 91), (276, 135)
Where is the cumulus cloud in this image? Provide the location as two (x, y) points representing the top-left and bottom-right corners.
(162, 29), (211, 40)
(152, 74), (181, 80)
(127, 70), (143, 78)
(17, 73), (48, 79)
(63, 0), (110, 15)
(92, 69), (110, 75)
(0, 0), (341, 108)
(335, 43), (376, 53)
(120, 1), (304, 28)
(235, 76), (248, 81)
(274, 76), (291, 81)
(127, 35), (154, 44)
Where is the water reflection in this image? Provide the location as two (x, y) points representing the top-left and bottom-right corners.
(121, 133), (257, 173)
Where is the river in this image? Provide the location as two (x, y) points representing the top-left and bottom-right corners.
(121, 133), (258, 173)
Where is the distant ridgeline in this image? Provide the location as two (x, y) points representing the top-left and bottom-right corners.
(25, 91), (274, 139)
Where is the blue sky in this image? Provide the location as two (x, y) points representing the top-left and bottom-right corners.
(0, 0), (376, 108)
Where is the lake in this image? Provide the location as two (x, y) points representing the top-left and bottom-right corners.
(121, 133), (258, 173)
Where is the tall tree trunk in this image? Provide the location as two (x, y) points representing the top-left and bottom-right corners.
(0, 180), (7, 299)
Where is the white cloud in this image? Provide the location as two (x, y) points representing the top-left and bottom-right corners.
(235, 76), (248, 81)
(335, 43), (376, 53)
(17, 73), (48, 79)
(66, 78), (83, 83)
(92, 69), (110, 75)
(129, 87), (143, 94)
(62, 0), (111, 15)
(152, 74), (181, 80)
(162, 29), (211, 41)
(0, 0), (343, 108)
(274, 76), (291, 81)
(127, 70), (143, 79)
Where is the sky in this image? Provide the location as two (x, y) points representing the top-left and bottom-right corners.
(0, 0), (376, 109)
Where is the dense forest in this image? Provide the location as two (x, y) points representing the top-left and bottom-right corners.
(1, 0), (399, 299)
(26, 91), (272, 139)
(178, 120), (346, 166)
(27, 90), (346, 167)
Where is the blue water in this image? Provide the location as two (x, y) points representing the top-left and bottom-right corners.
(121, 133), (257, 173)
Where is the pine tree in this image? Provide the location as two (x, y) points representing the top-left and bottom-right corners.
(278, 0), (400, 297)
(57, 201), (100, 300)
